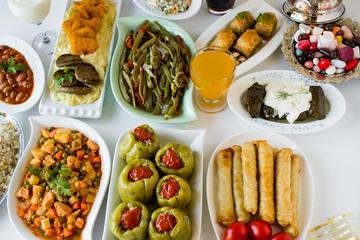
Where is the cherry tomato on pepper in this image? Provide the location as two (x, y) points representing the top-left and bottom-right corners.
(270, 232), (293, 240)
(224, 222), (248, 240)
(248, 220), (272, 240)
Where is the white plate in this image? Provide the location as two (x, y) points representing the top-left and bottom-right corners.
(227, 70), (346, 134)
(132, 0), (201, 20)
(38, 0), (122, 119)
(0, 112), (24, 205)
(195, 0), (289, 78)
(7, 116), (111, 240)
(207, 130), (314, 240)
(102, 126), (206, 240)
(0, 35), (45, 113)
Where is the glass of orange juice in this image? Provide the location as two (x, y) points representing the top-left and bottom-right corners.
(190, 46), (236, 113)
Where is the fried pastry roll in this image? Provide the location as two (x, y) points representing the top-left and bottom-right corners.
(241, 142), (258, 215)
(231, 145), (251, 223)
(255, 140), (275, 224)
(216, 148), (236, 226)
(275, 148), (293, 226)
(284, 154), (301, 238)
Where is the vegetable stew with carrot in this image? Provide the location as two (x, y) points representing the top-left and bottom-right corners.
(16, 127), (102, 240)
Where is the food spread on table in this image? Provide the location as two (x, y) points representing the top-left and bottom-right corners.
(216, 140), (300, 239)
(16, 127), (102, 239)
(49, 0), (116, 105)
(118, 20), (192, 120)
(145, 0), (191, 14)
(109, 125), (193, 240)
(210, 11), (277, 65)
(246, 81), (326, 123)
(0, 45), (33, 104)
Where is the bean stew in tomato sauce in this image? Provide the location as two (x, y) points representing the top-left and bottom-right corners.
(16, 127), (102, 240)
(0, 45), (34, 104)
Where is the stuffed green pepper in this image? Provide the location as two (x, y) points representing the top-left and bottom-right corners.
(155, 143), (194, 178)
(156, 175), (191, 209)
(119, 125), (159, 163)
(119, 158), (159, 203)
(110, 201), (149, 240)
(148, 207), (192, 240)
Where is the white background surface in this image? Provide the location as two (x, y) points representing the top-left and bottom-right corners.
(0, 0), (359, 239)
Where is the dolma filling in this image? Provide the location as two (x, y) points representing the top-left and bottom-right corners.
(161, 149), (183, 170)
(120, 207), (142, 230)
(155, 213), (177, 232)
(133, 127), (153, 144)
(161, 177), (180, 199)
(128, 166), (154, 182)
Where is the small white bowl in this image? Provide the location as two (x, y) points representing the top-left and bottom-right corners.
(7, 116), (111, 240)
(0, 35), (45, 113)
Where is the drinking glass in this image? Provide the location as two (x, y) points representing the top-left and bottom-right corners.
(205, 0), (235, 15)
(190, 46), (236, 113)
(7, 0), (57, 55)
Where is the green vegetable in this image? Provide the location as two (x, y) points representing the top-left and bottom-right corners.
(155, 142), (194, 178)
(118, 125), (159, 163)
(27, 165), (43, 176)
(276, 87), (309, 100)
(49, 175), (72, 196)
(110, 201), (149, 240)
(118, 159), (159, 203)
(59, 165), (72, 178)
(156, 175), (191, 209)
(54, 66), (74, 89)
(148, 207), (191, 240)
(0, 56), (27, 74)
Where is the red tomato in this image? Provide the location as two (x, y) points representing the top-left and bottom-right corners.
(224, 222), (248, 240)
(270, 232), (292, 240)
(248, 220), (272, 240)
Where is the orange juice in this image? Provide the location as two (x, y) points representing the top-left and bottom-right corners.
(191, 50), (235, 101)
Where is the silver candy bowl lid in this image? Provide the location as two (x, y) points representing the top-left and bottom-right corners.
(282, 0), (345, 24)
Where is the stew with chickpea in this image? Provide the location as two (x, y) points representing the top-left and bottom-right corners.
(16, 127), (102, 240)
(0, 45), (33, 104)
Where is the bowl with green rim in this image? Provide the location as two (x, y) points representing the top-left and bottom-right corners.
(110, 17), (197, 124)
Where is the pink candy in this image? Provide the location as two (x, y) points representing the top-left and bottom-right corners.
(298, 40), (310, 50)
(339, 46), (354, 62)
(304, 60), (314, 69)
(314, 52), (324, 58)
(341, 25), (354, 40)
(309, 35), (318, 43)
(317, 35), (337, 51)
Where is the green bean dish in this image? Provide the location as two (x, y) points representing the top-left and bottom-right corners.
(118, 20), (192, 120)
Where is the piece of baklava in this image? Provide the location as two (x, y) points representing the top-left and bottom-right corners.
(232, 29), (262, 58)
(229, 11), (255, 36)
(210, 29), (237, 50)
(254, 12), (277, 40)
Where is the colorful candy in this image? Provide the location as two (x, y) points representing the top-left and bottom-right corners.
(298, 40), (310, 50)
(338, 46), (354, 62)
(318, 59), (330, 70)
(345, 59), (358, 70)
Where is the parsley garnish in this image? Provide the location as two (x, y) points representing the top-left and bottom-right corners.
(54, 66), (74, 89)
(27, 165), (43, 176)
(276, 87), (309, 100)
(59, 165), (72, 178)
(0, 56), (27, 74)
(49, 175), (72, 197)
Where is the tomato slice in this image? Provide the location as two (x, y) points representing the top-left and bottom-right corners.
(128, 166), (153, 182)
(155, 213), (177, 232)
(161, 149), (183, 170)
(270, 232), (293, 240)
(248, 220), (272, 240)
(161, 177), (180, 199)
(120, 207), (142, 230)
(224, 222), (248, 240)
(133, 127), (153, 143)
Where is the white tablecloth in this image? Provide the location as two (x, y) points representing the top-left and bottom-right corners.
(0, 0), (359, 239)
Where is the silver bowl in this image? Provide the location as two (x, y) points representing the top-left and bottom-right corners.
(282, 0), (345, 24)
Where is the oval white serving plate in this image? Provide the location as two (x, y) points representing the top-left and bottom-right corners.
(0, 35), (45, 113)
(195, 0), (289, 78)
(7, 116), (111, 240)
(38, 0), (122, 119)
(0, 112), (24, 205)
(227, 70), (346, 134)
(132, 0), (201, 20)
(102, 126), (205, 240)
(207, 130), (314, 240)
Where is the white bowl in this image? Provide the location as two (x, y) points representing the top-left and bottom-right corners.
(7, 116), (111, 240)
(0, 35), (45, 113)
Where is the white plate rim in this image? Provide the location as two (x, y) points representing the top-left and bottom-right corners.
(0, 34), (45, 113)
(132, 0), (201, 20)
(195, 0), (289, 78)
(227, 70), (346, 134)
(102, 125), (206, 240)
(7, 116), (111, 240)
(38, 0), (122, 119)
(206, 130), (314, 240)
